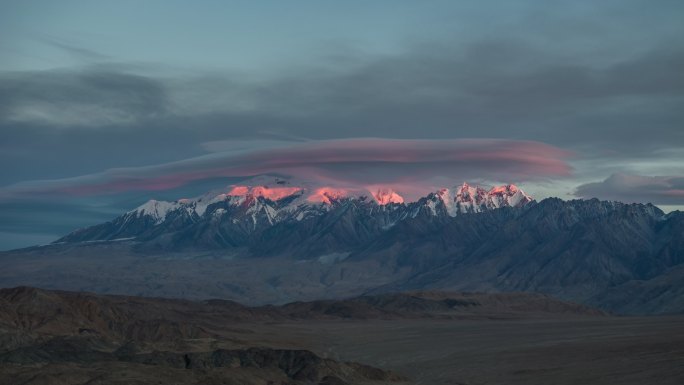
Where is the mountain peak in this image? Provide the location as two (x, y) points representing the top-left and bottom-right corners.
(64, 180), (536, 246)
(130, 199), (178, 224)
(307, 187), (351, 204)
(430, 182), (532, 215)
(489, 184), (520, 195)
(226, 185), (304, 201)
(372, 188), (404, 205)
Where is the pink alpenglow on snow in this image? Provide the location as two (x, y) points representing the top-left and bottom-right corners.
(489, 184), (520, 195)
(226, 185), (303, 201)
(372, 188), (405, 205)
(307, 187), (351, 204)
(124, 180), (535, 230)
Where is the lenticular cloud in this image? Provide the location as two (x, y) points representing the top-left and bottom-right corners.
(1, 138), (573, 199)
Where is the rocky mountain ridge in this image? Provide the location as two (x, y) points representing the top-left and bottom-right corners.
(3, 179), (683, 315)
(55, 179), (533, 251)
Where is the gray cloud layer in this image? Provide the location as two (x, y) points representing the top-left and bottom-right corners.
(575, 174), (684, 205)
(1, 68), (168, 127)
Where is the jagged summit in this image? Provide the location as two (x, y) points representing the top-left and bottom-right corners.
(56, 178), (534, 247)
(132, 199), (178, 224)
(373, 188), (405, 205)
(226, 185), (304, 200)
(307, 187), (356, 204)
(125, 180), (530, 220)
(431, 183), (533, 215)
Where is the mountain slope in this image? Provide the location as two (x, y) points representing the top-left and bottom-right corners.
(360, 198), (672, 303)
(56, 179), (533, 253)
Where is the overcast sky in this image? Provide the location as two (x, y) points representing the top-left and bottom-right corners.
(1, 0), (683, 250)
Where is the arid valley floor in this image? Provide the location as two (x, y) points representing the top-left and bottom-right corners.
(1, 287), (682, 385)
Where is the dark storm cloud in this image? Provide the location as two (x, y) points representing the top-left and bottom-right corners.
(313, 42), (684, 152)
(3, 39), (683, 148)
(0, 67), (197, 185)
(147, 40), (683, 156)
(0, 67), (169, 127)
(575, 174), (684, 205)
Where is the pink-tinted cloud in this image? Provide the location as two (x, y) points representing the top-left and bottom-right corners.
(575, 173), (684, 205)
(1, 138), (573, 200)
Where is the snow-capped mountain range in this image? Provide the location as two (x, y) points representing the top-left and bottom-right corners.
(56, 177), (533, 249)
(133, 178), (531, 225)
(25, 179), (684, 315)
